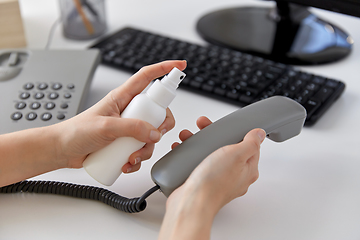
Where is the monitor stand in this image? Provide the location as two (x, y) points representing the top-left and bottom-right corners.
(196, 1), (354, 65)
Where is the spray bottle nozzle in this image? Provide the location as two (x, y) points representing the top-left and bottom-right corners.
(161, 67), (186, 90)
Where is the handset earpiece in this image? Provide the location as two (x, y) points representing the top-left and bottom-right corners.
(151, 96), (307, 197)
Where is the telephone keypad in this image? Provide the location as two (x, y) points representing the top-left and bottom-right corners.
(12, 82), (74, 122)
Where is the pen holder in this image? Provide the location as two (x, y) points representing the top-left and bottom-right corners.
(59, 0), (107, 40)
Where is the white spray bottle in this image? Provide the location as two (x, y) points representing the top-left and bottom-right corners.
(83, 67), (186, 186)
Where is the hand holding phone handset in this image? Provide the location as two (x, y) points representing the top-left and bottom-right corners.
(151, 96), (307, 197)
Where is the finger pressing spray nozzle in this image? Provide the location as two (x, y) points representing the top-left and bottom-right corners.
(83, 67), (186, 186)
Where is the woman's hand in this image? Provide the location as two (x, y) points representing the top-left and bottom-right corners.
(0, 60), (187, 187)
(158, 116), (266, 240)
(55, 60), (187, 173)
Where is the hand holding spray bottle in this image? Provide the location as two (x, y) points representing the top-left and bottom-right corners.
(83, 67), (186, 186)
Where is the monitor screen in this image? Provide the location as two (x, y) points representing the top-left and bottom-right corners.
(276, 0), (360, 18)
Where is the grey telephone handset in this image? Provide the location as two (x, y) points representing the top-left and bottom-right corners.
(151, 96), (307, 197)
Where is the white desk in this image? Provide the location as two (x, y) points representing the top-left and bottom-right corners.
(1, 0), (360, 239)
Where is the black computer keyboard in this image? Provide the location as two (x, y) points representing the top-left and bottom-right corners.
(90, 27), (346, 126)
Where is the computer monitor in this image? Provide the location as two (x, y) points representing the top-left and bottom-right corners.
(196, 0), (359, 65)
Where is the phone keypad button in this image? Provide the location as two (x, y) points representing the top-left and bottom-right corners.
(41, 113), (52, 121)
(26, 112), (37, 121)
(61, 103), (68, 109)
(30, 102), (41, 109)
(57, 113), (65, 120)
(67, 83), (75, 89)
(48, 92), (59, 99)
(20, 92), (30, 99)
(23, 83), (34, 90)
(52, 83), (62, 90)
(11, 112), (23, 120)
(38, 83), (48, 90)
(34, 92), (45, 99)
(15, 102), (26, 109)
(45, 102), (56, 110)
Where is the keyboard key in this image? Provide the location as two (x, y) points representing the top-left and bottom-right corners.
(239, 95), (254, 104)
(313, 87), (334, 103)
(190, 81), (202, 88)
(202, 84), (214, 92)
(214, 87), (226, 96)
(326, 79), (340, 88)
(226, 90), (239, 100)
(303, 99), (321, 117)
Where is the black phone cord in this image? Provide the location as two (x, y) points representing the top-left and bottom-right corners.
(0, 180), (160, 213)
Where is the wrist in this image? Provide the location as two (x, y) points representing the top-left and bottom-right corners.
(168, 181), (221, 216)
(36, 125), (64, 170)
(159, 182), (219, 240)
(41, 123), (68, 170)
(0, 125), (62, 187)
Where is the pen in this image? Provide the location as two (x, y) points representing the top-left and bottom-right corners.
(73, 0), (94, 35)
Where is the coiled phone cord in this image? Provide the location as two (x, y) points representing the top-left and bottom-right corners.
(0, 180), (160, 213)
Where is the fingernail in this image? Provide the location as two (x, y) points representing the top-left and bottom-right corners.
(150, 130), (162, 142)
(161, 129), (167, 135)
(134, 157), (141, 165)
(126, 167), (132, 173)
(258, 129), (266, 142)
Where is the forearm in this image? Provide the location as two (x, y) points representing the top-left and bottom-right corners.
(0, 125), (61, 187)
(158, 185), (218, 240)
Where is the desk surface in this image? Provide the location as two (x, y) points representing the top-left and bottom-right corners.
(1, 0), (360, 239)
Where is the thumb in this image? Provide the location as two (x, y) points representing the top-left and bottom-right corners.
(243, 128), (266, 146)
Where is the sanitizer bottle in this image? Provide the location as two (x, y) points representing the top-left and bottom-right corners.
(83, 67), (186, 186)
